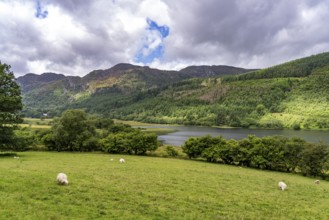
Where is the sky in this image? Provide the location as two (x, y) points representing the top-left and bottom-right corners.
(1, 0), (329, 77)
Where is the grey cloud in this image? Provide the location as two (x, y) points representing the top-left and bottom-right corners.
(163, 0), (329, 67)
(166, 1), (296, 52)
(0, 17), (42, 75)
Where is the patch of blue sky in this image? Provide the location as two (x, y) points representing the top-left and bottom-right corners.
(35, 0), (48, 19)
(135, 18), (170, 64)
(135, 44), (165, 64)
(146, 18), (169, 38)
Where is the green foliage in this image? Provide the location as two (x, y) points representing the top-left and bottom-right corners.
(0, 152), (17, 157)
(183, 135), (329, 178)
(292, 123), (301, 130)
(299, 143), (329, 177)
(223, 52), (329, 82)
(100, 129), (158, 155)
(39, 110), (159, 154)
(44, 109), (98, 151)
(165, 146), (179, 157)
(12, 128), (36, 151)
(0, 61), (23, 151)
(88, 115), (114, 130)
(182, 135), (214, 159)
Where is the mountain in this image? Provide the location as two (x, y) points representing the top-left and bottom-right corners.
(17, 72), (66, 92)
(17, 52), (329, 130)
(70, 52), (329, 130)
(17, 63), (253, 117)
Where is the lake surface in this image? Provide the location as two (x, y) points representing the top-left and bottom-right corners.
(139, 125), (329, 146)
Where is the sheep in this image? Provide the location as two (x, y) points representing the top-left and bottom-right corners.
(278, 181), (287, 191)
(56, 173), (69, 185)
(119, 158), (125, 163)
(13, 156), (20, 159)
(315, 180), (320, 184)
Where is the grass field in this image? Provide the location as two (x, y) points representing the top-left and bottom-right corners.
(19, 118), (176, 134)
(20, 118), (52, 129)
(1, 152), (328, 219)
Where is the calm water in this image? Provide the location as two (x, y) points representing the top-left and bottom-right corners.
(139, 125), (329, 146)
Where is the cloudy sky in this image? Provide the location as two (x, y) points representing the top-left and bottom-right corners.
(1, 0), (329, 77)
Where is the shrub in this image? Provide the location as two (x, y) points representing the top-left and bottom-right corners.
(299, 143), (329, 177)
(165, 146), (179, 157)
(100, 130), (158, 155)
(0, 152), (17, 157)
(292, 123), (301, 130)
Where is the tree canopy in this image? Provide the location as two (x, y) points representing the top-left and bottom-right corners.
(44, 109), (97, 151)
(182, 135), (329, 178)
(0, 62), (23, 151)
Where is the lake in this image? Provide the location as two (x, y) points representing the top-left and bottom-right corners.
(139, 125), (329, 146)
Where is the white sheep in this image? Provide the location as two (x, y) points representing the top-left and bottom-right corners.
(119, 158), (125, 163)
(56, 173), (69, 185)
(13, 156), (20, 159)
(278, 181), (287, 191)
(315, 180), (320, 184)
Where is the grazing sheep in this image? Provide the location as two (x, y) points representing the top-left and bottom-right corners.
(56, 173), (69, 185)
(119, 158), (125, 163)
(315, 180), (320, 184)
(14, 156), (19, 159)
(278, 181), (287, 191)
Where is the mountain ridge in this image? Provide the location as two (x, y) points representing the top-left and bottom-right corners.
(17, 63), (254, 93)
(17, 63), (255, 82)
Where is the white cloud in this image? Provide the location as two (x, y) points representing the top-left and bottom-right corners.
(138, 0), (170, 25)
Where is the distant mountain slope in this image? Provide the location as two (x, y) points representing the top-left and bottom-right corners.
(179, 65), (258, 77)
(17, 72), (66, 92)
(223, 52), (329, 81)
(17, 63), (253, 117)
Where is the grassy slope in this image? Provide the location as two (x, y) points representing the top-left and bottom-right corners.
(1, 152), (328, 219)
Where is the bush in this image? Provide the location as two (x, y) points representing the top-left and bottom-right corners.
(258, 120), (284, 129)
(292, 123), (301, 130)
(12, 129), (35, 151)
(299, 143), (329, 177)
(182, 135), (214, 159)
(182, 134), (329, 178)
(0, 152), (17, 157)
(100, 130), (158, 155)
(165, 146), (179, 157)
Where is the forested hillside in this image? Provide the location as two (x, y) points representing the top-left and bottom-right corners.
(17, 52), (329, 129)
(17, 64), (254, 117)
(70, 52), (329, 130)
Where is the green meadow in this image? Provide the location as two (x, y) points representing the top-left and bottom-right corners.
(1, 152), (328, 219)
(20, 118), (52, 129)
(20, 118), (176, 135)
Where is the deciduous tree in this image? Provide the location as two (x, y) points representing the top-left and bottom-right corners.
(0, 62), (23, 151)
